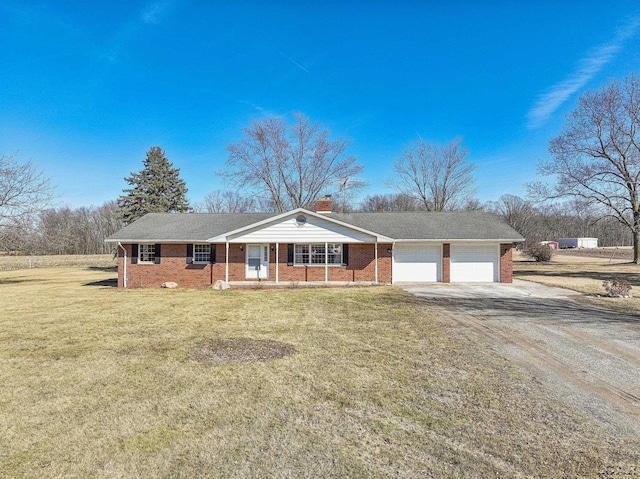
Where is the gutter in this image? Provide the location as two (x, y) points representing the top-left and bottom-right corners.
(391, 238), (524, 243)
(117, 242), (127, 288)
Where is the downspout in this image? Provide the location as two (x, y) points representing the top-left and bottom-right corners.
(117, 242), (127, 288)
(275, 242), (279, 284)
(391, 242), (395, 284)
(374, 239), (378, 284)
(225, 242), (229, 283)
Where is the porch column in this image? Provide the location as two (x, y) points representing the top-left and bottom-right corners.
(275, 242), (279, 284)
(374, 239), (379, 284)
(325, 242), (328, 283)
(225, 242), (229, 283)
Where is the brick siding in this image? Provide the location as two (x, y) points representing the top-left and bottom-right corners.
(117, 242), (513, 287)
(442, 243), (451, 283)
(499, 243), (513, 283)
(118, 242), (392, 288)
(118, 244), (214, 288)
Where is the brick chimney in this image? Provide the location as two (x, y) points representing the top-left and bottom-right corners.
(315, 195), (333, 213)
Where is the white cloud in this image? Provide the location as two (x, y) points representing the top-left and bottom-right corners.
(104, 1), (175, 62)
(141, 0), (174, 24)
(527, 15), (640, 129)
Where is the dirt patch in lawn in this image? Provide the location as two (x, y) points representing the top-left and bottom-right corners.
(191, 338), (296, 364)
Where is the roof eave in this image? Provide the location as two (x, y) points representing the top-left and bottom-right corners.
(104, 238), (211, 243)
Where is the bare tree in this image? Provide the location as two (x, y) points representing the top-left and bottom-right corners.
(0, 152), (54, 227)
(460, 197), (486, 212)
(387, 137), (475, 211)
(221, 113), (365, 212)
(493, 195), (537, 238)
(0, 201), (121, 255)
(0, 216), (34, 254)
(359, 193), (421, 212)
(194, 190), (258, 213)
(529, 74), (640, 262)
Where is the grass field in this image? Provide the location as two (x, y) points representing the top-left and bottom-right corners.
(1, 262), (638, 478)
(0, 253), (117, 271)
(514, 251), (640, 316)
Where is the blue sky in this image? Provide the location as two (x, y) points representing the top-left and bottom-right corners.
(2, 1), (640, 208)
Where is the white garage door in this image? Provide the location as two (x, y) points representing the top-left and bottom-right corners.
(393, 244), (441, 282)
(450, 244), (499, 282)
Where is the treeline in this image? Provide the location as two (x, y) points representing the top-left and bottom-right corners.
(1, 201), (122, 255)
(485, 195), (631, 247)
(359, 193), (632, 247)
(0, 194), (631, 256)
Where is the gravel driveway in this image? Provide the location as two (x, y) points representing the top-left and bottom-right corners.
(400, 280), (640, 438)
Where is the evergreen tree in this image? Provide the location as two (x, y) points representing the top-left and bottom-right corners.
(118, 146), (190, 224)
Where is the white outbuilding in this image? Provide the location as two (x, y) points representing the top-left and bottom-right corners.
(557, 237), (598, 249)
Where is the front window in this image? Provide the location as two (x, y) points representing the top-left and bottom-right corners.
(294, 243), (342, 265)
(139, 244), (155, 263)
(194, 244), (211, 263)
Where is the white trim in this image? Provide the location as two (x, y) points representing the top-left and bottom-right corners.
(105, 239), (209, 243)
(392, 239), (519, 243)
(138, 243), (156, 264)
(193, 243), (211, 264)
(293, 243), (343, 266)
(206, 208), (393, 243)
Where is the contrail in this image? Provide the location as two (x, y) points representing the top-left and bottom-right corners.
(527, 14), (640, 129)
(279, 50), (310, 73)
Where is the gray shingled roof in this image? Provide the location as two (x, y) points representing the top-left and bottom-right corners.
(106, 211), (524, 242)
(106, 213), (275, 242)
(328, 212), (524, 240)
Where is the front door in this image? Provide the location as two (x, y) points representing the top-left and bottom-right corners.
(246, 244), (269, 279)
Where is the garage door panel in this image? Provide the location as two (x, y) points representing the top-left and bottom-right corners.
(451, 245), (498, 282)
(393, 244), (441, 282)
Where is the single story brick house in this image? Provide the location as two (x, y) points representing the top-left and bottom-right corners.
(105, 197), (524, 288)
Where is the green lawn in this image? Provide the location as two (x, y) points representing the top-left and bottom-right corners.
(1, 265), (636, 478)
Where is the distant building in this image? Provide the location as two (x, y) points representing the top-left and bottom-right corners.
(557, 238), (598, 249)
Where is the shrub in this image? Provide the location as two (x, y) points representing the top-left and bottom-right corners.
(523, 242), (555, 262)
(602, 278), (632, 297)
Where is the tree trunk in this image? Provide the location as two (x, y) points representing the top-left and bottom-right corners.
(634, 229), (640, 264)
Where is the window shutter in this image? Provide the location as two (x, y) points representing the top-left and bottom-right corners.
(211, 244), (216, 264)
(186, 244), (193, 264)
(154, 244), (161, 264)
(131, 244), (138, 264)
(342, 244), (349, 266)
(287, 244), (294, 266)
